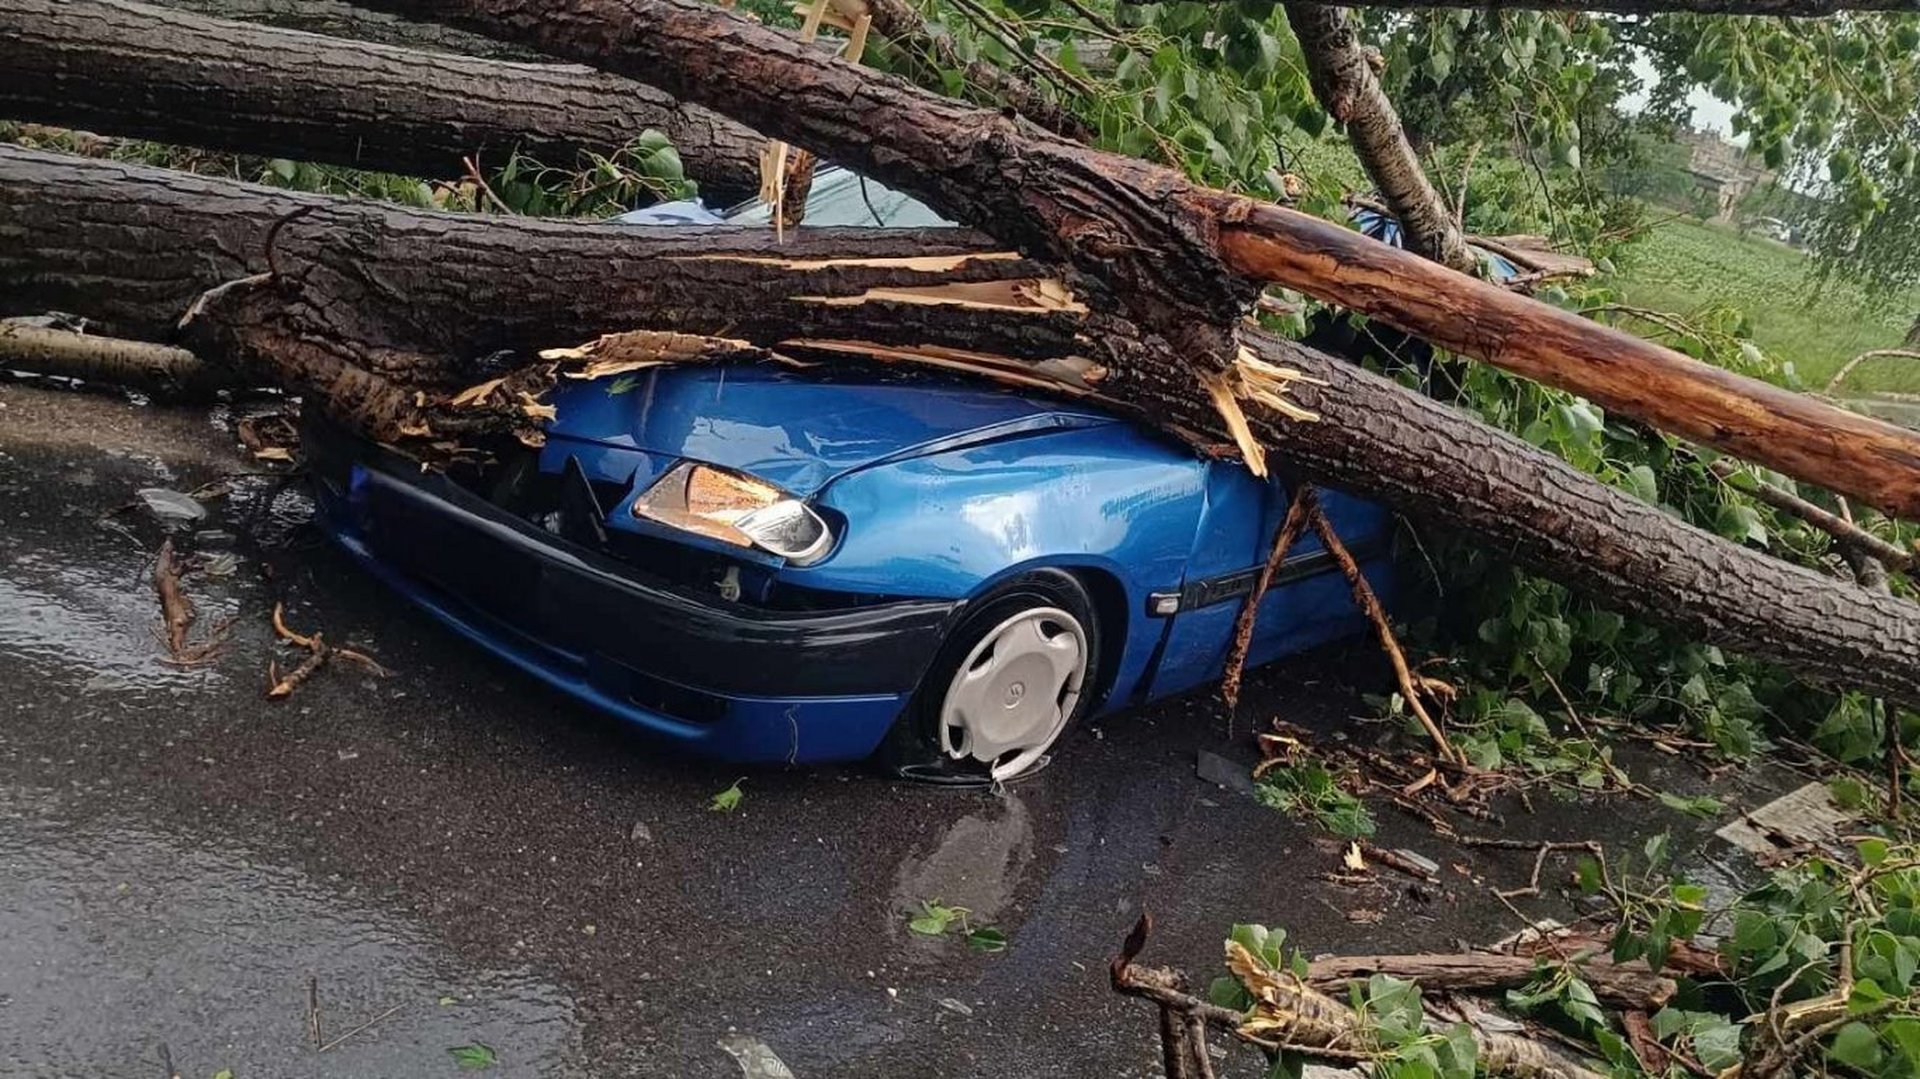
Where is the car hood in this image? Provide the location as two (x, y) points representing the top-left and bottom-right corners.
(545, 364), (1115, 497)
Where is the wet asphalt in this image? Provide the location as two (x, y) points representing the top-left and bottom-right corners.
(0, 382), (1793, 1078)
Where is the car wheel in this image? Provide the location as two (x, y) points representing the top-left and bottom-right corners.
(880, 569), (1101, 784)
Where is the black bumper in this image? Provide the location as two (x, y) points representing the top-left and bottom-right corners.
(316, 433), (961, 701)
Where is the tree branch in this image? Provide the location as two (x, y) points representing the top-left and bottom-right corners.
(1285, 3), (1475, 272)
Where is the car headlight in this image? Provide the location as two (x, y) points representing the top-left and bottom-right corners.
(632, 462), (833, 564)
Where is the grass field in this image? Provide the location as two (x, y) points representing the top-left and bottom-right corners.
(1603, 217), (1920, 394)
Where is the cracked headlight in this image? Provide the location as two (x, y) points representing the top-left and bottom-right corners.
(632, 462), (833, 564)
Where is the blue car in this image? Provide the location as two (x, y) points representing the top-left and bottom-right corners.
(306, 172), (1398, 782)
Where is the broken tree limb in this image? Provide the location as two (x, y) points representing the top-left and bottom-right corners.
(153, 539), (195, 661)
(1221, 485), (1318, 711)
(1305, 953), (1677, 1012)
(0, 322), (221, 398)
(1305, 496), (1459, 764)
(1210, 202), (1920, 519)
(1709, 458), (1915, 575)
(0, 0), (764, 204)
(1119, 928), (1613, 1079)
(356, 0), (1920, 519)
(1286, 3), (1473, 272)
(9, 149), (1920, 712)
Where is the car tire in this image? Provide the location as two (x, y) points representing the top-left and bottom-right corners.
(878, 569), (1102, 785)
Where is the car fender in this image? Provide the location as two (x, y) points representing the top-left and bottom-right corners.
(786, 423), (1210, 707)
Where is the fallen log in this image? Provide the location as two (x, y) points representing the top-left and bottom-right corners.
(1305, 953), (1676, 1012)
(0, 0), (764, 204)
(0, 145), (1065, 352)
(6, 146), (1920, 709)
(0, 322), (220, 397)
(356, 0), (1920, 519)
(156, 0), (544, 59)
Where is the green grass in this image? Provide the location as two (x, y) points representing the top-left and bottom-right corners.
(1603, 217), (1920, 394)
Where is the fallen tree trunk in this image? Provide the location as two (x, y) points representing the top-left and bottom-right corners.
(354, 0), (1920, 520)
(0, 0), (764, 204)
(5, 145), (1918, 709)
(0, 146), (1062, 353)
(156, 0), (543, 59)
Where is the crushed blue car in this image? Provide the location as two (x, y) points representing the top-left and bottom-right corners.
(307, 172), (1404, 781)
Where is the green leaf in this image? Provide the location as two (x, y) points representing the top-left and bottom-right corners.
(966, 927), (1008, 953)
(448, 1044), (498, 1070)
(708, 779), (744, 813)
(1829, 1022), (1884, 1071)
(267, 158), (297, 182)
(1620, 464), (1659, 504)
(606, 374), (641, 396)
(1654, 785), (1712, 816)
(1691, 1017), (1744, 1069)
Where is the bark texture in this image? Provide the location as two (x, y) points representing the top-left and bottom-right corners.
(1286, 3), (1473, 272)
(352, 0), (1263, 377)
(352, 0), (1920, 520)
(157, 0), (544, 58)
(0, 323), (219, 396)
(6, 145), (1918, 709)
(1250, 324), (1920, 706)
(0, 0), (764, 204)
(0, 146), (1057, 350)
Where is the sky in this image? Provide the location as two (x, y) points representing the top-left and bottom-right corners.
(1624, 52), (1742, 142)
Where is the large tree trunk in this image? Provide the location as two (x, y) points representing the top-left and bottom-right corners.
(156, 0), (543, 59)
(0, 144), (1064, 354)
(351, 0), (1920, 520)
(6, 144), (1918, 709)
(0, 0), (764, 204)
(1285, 3), (1473, 272)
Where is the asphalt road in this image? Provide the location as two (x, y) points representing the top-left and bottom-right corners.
(0, 383), (1779, 1078)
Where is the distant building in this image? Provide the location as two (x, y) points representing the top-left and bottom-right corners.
(1675, 127), (1775, 220)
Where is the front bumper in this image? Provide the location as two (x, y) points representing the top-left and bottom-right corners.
(310, 437), (961, 764)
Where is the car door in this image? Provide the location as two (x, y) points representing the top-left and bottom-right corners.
(1145, 463), (1396, 700)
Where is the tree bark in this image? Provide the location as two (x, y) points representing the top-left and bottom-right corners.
(0, 144), (1063, 346)
(350, 0), (1920, 521)
(1285, 3), (1474, 272)
(1304, 953), (1675, 1012)
(0, 0), (765, 205)
(155, 0), (544, 59)
(7, 144), (1919, 710)
(0, 322), (220, 397)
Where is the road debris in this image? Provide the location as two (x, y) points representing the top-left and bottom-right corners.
(151, 538), (229, 665)
(266, 602), (391, 700)
(716, 1034), (797, 1079)
(135, 487), (207, 527)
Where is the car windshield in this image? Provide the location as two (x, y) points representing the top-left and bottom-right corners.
(614, 167), (953, 230)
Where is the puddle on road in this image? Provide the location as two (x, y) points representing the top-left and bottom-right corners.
(0, 555), (236, 698)
(0, 790), (584, 1077)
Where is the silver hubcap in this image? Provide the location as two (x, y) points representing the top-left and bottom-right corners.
(939, 606), (1087, 781)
